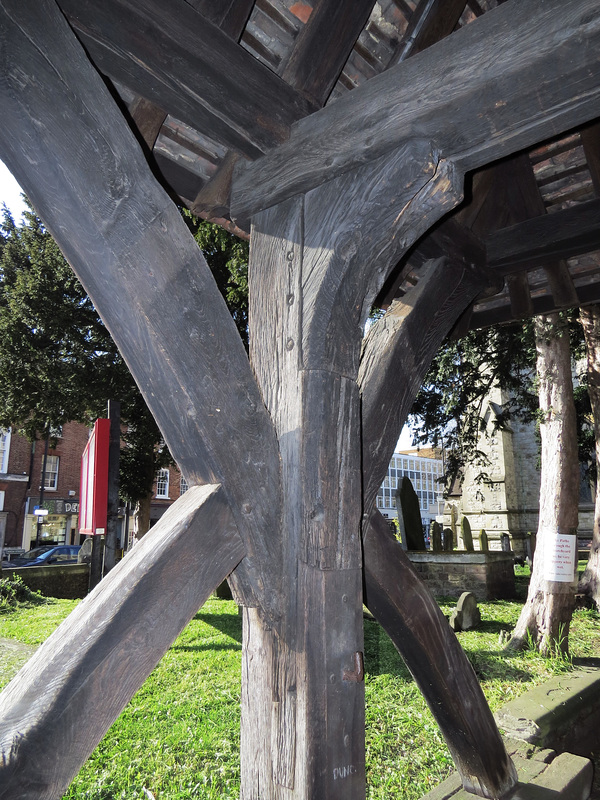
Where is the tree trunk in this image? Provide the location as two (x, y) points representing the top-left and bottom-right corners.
(509, 313), (579, 654)
(578, 304), (600, 609)
(134, 492), (152, 540)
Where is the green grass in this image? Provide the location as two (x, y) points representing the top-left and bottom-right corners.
(1, 581), (599, 800)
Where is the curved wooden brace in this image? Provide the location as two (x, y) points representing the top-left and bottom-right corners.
(358, 254), (518, 797)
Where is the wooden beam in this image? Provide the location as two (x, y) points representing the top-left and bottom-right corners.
(360, 256), (492, 516)
(57, 0), (315, 159)
(186, 0), (254, 39)
(281, 0), (377, 106)
(486, 198), (600, 274)
(363, 510), (517, 799)
(470, 281), (600, 329)
(232, 0), (600, 220)
(0, 0), (283, 620)
(0, 485), (245, 800)
(581, 121), (600, 195)
(389, 0), (468, 64)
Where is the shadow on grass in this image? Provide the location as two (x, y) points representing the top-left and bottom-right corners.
(193, 611), (243, 644)
(171, 642), (242, 653)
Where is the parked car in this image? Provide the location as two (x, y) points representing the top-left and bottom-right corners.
(3, 545), (81, 568)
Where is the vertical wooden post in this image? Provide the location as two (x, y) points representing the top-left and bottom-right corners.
(243, 196), (365, 799)
(240, 142), (466, 798)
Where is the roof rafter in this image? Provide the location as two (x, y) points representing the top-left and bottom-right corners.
(232, 0), (600, 220)
(58, 0), (315, 159)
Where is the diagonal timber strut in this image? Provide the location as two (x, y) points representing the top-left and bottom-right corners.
(0, 486), (245, 800)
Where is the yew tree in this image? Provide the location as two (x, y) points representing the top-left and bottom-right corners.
(579, 304), (600, 610)
(508, 313), (580, 654)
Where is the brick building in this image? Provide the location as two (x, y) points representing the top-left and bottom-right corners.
(0, 422), (90, 553)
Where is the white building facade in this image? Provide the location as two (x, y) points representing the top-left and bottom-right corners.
(376, 450), (445, 533)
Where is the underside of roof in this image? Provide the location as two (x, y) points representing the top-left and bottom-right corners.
(21, 0), (600, 331)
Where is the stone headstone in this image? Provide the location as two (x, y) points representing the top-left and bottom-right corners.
(78, 536), (93, 564)
(430, 520), (442, 552)
(500, 532), (511, 552)
(396, 476), (426, 550)
(525, 531), (536, 566)
(450, 505), (458, 545)
(449, 591), (481, 632)
(479, 529), (489, 552)
(442, 527), (454, 551)
(461, 516), (474, 551)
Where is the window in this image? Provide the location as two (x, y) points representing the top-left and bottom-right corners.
(0, 429), (10, 473)
(43, 455), (59, 490)
(180, 475), (189, 495)
(156, 468), (170, 499)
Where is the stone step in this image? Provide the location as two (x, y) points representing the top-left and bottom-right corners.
(493, 664), (600, 756)
(421, 750), (593, 800)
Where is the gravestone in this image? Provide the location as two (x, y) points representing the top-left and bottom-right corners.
(500, 533), (511, 552)
(450, 506), (459, 548)
(442, 527), (455, 552)
(449, 591), (481, 632)
(525, 531), (536, 566)
(430, 520), (442, 552)
(479, 529), (489, 552)
(396, 476), (426, 550)
(77, 537), (93, 564)
(461, 516), (474, 551)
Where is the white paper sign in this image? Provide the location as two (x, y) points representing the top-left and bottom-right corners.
(543, 532), (576, 582)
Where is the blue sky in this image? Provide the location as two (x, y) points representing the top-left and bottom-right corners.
(0, 160), (27, 221)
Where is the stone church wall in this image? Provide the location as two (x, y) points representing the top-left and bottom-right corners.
(444, 387), (593, 555)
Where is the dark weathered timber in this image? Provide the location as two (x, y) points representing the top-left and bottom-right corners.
(186, 0), (254, 39)
(487, 198), (600, 273)
(469, 281), (600, 330)
(281, 0), (376, 106)
(245, 192), (365, 798)
(363, 510), (517, 799)
(478, 154), (578, 308)
(0, 0), (283, 620)
(389, 0), (468, 64)
(360, 256), (492, 517)
(192, 151), (240, 218)
(0, 485), (245, 800)
(507, 273), (534, 319)
(232, 0), (600, 220)
(582, 122), (600, 194)
(129, 96), (166, 150)
(57, 0), (314, 158)
(240, 135), (472, 798)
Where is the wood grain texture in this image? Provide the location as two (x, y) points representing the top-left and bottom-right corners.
(0, 485), (245, 800)
(232, 0), (600, 219)
(57, 0), (314, 158)
(281, 0), (376, 106)
(363, 509), (517, 799)
(360, 256), (491, 517)
(389, 0), (468, 64)
(486, 198), (600, 274)
(0, 0), (283, 619)
(187, 0), (254, 39)
(244, 188), (368, 797)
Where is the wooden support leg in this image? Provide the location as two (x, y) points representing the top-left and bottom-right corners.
(363, 510), (518, 799)
(358, 256), (518, 798)
(0, 485), (245, 800)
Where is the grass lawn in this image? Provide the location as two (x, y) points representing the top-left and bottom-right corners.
(1, 570), (599, 800)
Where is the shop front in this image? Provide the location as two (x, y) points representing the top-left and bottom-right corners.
(23, 497), (80, 550)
